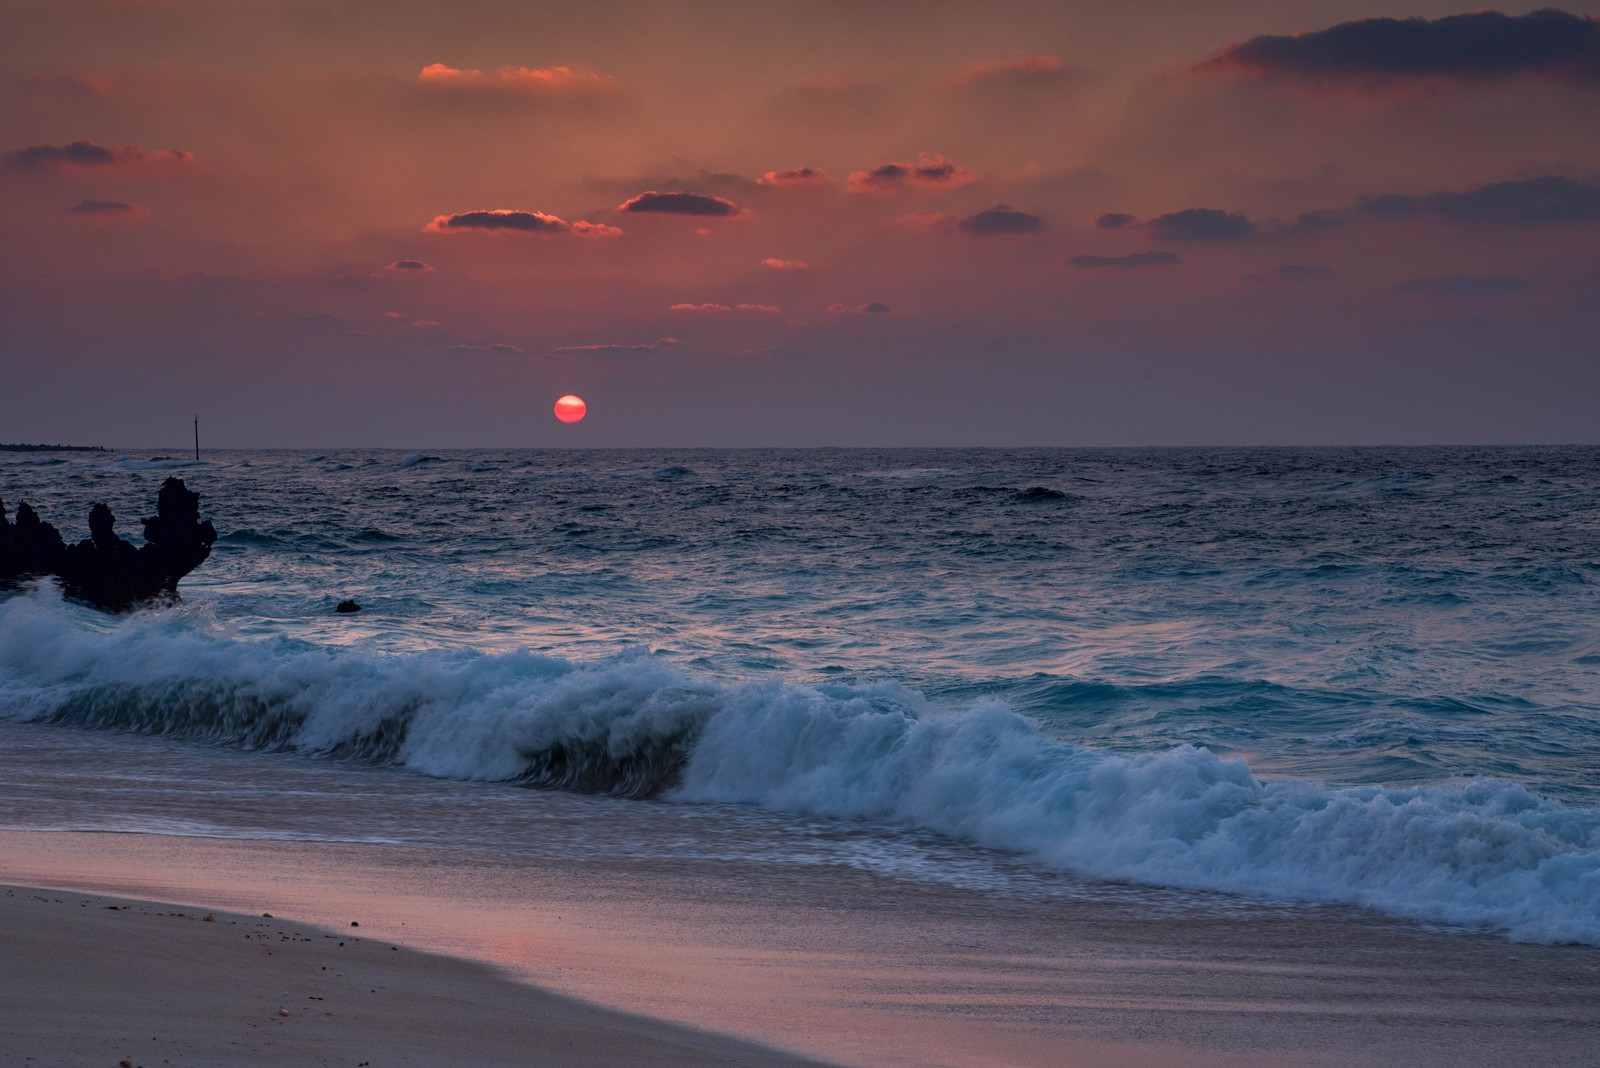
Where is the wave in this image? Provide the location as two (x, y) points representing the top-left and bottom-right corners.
(1, 589), (1596, 945)
(113, 457), (204, 471)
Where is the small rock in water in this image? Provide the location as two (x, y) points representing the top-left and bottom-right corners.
(335, 599), (361, 613)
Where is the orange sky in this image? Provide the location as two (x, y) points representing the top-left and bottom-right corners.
(4, 0), (1599, 446)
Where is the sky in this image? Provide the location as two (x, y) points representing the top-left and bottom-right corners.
(3, 0), (1599, 447)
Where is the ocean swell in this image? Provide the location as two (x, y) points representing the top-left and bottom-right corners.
(2, 590), (1597, 944)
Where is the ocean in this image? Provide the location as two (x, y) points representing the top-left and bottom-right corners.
(3, 445), (1599, 949)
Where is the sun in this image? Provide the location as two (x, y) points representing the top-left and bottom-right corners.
(553, 394), (587, 423)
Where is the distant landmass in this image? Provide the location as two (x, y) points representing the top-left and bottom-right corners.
(0, 443), (108, 452)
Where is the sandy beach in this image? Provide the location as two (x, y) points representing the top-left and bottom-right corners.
(0, 882), (833, 1068)
(5, 826), (1600, 1068)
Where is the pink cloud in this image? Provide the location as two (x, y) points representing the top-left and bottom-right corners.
(951, 54), (1081, 90)
(827, 301), (892, 315)
(761, 257), (809, 270)
(897, 210), (957, 230)
(416, 63), (618, 100)
(554, 337), (680, 354)
(847, 153), (974, 194)
(424, 209), (622, 237)
(670, 303), (781, 314)
(760, 166), (830, 188)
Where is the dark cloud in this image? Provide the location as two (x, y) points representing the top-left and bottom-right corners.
(848, 153), (974, 194)
(65, 199), (139, 215)
(1241, 263), (1334, 283)
(425, 209), (621, 236)
(863, 302), (891, 314)
(1095, 212), (1137, 230)
(1144, 208), (1257, 241)
(618, 191), (745, 217)
(388, 259), (435, 271)
(1208, 9), (1600, 81)
(5, 140), (192, 170)
(1283, 210), (1344, 234)
(1356, 176), (1600, 225)
(1067, 251), (1183, 269)
(958, 205), (1044, 235)
(829, 301), (893, 315)
(1397, 274), (1530, 295)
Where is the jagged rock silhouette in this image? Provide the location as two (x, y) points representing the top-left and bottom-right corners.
(1, 477), (216, 610)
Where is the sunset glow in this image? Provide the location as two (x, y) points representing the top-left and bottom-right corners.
(2, 1), (1598, 446)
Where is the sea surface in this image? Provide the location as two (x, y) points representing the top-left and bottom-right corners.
(2, 446), (1599, 945)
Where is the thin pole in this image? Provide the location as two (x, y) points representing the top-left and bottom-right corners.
(193, 415), (199, 461)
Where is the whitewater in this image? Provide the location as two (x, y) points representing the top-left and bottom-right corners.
(2, 446), (1598, 944)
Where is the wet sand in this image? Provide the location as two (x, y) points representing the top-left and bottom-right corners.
(4, 829), (1599, 1067)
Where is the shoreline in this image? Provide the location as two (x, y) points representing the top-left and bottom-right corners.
(5, 828), (1600, 1068)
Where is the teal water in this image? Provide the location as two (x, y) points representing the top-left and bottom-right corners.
(3, 446), (1598, 942)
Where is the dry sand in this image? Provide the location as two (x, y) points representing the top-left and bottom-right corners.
(0, 884), (831, 1068)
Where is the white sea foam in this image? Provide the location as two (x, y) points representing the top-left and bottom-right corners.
(2, 590), (1597, 944)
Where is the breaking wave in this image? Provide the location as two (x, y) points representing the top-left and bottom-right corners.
(2, 589), (1597, 945)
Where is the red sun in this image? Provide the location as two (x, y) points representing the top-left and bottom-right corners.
(553, 394), (587, 423)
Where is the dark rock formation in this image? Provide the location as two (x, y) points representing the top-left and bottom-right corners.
(335, 599), (362, 613)
(0, 477), (216, 611)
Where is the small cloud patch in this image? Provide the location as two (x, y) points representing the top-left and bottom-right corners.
(848, 153), (974, 194)
(65, 199), (146, 217)
(388, 259), (435, 272)
(1241, 263), (1333, 283)
(555, 337), (680, 355)
(1144, 208), (1257, 241)
(760, 166), (830, 188)
(669, 303), (780, 313)
(619, 191), (746, 217)
(952, 53), (1081, 92)
(416, 63), (618, 100)
(5, 140), (193, 171)
(425, 209), (621, 236)
(958, 205), (1043, 235)
(1067, 251), (1183, 269)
